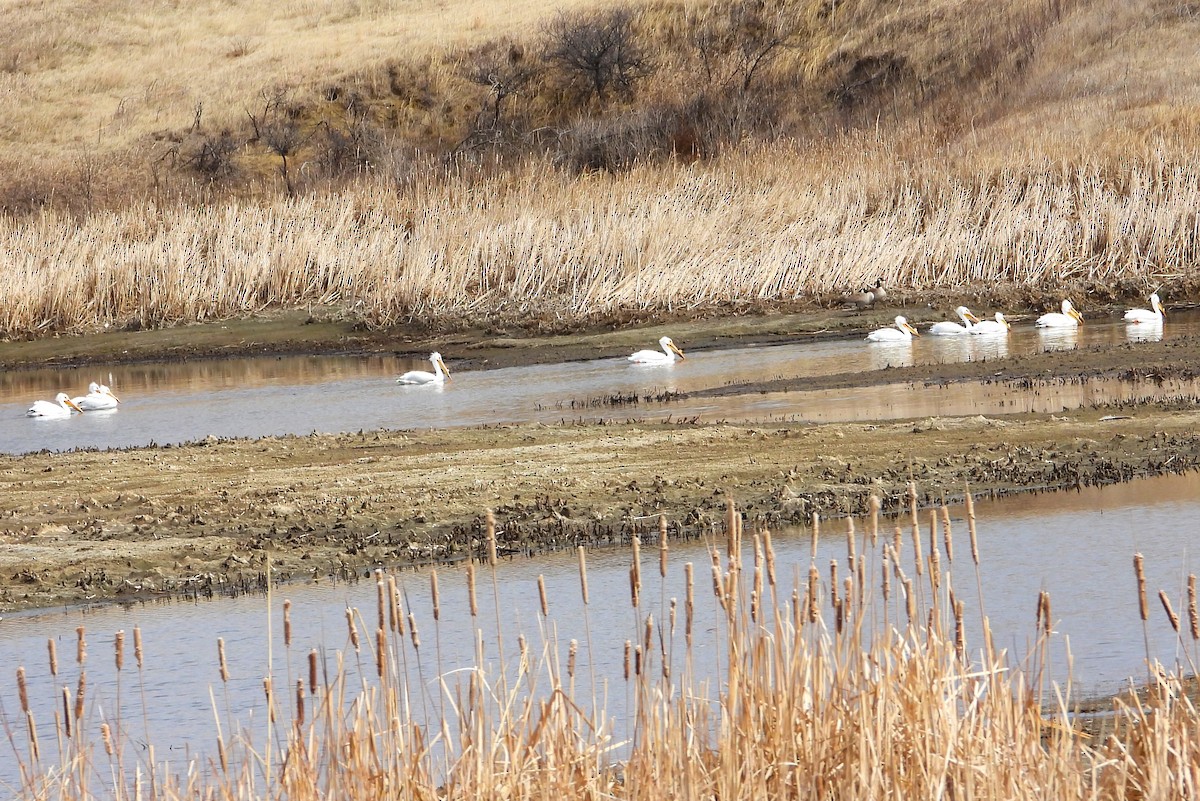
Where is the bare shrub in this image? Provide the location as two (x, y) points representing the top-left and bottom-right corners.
(690, 0), (804, 93)
(542, 8), (654, 107)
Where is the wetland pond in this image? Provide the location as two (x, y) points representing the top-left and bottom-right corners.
(2, 471), (1198, 784)
(1, 314), (1195, 455)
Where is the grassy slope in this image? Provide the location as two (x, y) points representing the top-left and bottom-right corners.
(1, 0), (1199, 339)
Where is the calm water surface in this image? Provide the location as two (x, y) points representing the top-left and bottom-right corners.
(1, 472), (1197, 786)
(1, 313), (1195, 454)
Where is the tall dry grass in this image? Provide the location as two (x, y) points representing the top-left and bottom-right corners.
(2, 137), (1198, 337)
(5, 492), (1200, 799)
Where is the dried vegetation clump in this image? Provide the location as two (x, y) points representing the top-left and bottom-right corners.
(6, 493), (1200, 799)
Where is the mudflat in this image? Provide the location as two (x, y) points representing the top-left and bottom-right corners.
(3, 304), (1199, 611)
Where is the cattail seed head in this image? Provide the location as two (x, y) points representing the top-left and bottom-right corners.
(966, 490), (979, 566)
(941, 505), (954, 563)
(218, 638), (229, 682)
(100, 722), (113, 756)
(1159, 591), (1181, 633)
(1134, 553), (1148, 621)
(76, 626), (86, 666)
(538, 574), (549, 617)
(467, 563), (478, 617)
(486, 510), (498, 567)
(17, 667), (29, 714)
(845, 518), (857, 568)
(568, 639), (577, 680)
(284, 599), (293, 647)
(1188, 574), (1198, 641)
(808, 564), (820, 623)
(62, 687), (72, 739)
(630, 536), (641, 609)
(114, 631), (124, 672)
(624, 641), (631, 681)
(309, 649), (319, 693)
(346, 608), (360, 651)
(431, 570), (440, 622)
(387, 575), (400, 632)
(408, 613), (420, 650)
(577, 546), (590, 605)
(376, 628), (387, 677)
(134, 627), (143, 670)
(47, 639), (58, 677)
(74, 674), (86, 721)
(295, 679), (306, 728)
(810, 512), (820, 558)
(685, 562), (695, 641)
(869, 494), (881, 545)
(763, 527), (776, 588)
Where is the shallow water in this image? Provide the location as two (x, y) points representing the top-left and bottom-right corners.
(0, 313), (1196, 454)
(1, 472), (1197, 786)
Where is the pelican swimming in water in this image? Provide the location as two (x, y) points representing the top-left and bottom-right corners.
(969, 312), (1011, 335)
(72, 382), (120, 411)
(1036, 299), (1084, 328)
(867, 316), (921, 342)
(397, 352), (451, 385)
(27, 393), (83, 418)
(929, 306), (980, 336)
(1124, 293), (1165, 325)
(628, 336), (685, 364)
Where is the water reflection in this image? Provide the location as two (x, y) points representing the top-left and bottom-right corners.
(3, 471), (1199, 785)
(867, 340), (914, 369)
(1126, 321), (1164, 343)
(2, 311), (1199, 454)
(1037, 326), (1080, 351)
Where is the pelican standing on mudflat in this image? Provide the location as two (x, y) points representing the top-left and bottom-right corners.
(397, 352), (451, 385)
(867, 316), (921, 342)
(28, 393), (83, 418)
(970, 312), (1011, 335)
(1036, 299), (1084, 328)
(1124, 293), (1165, 324)
(929, 306), (980, 335)
(72, 381), (120, 410)
(628, 336), (685, 364)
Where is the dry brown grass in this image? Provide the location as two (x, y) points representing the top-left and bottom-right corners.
(5, 493), (1200, 799)
(2, 136), (1198, 337)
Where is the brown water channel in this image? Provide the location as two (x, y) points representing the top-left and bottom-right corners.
(1, 314), (1195, 455)
(2, 471), (1197, 785)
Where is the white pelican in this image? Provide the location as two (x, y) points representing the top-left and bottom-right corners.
(1124, 293), (1165, 324)
(970, 312), (1011, 335)
(27, 393), (83, 418)
(72, 382), (120, 411)
(628, 336), (685, 364)
(929, 306), (980, 336)
(1036, 299), (1084, 328)
(397, 352), (451, 385)
(867, 316), (920, 342)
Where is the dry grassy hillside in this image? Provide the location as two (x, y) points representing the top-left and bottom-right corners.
(1, 0), (1199, 337)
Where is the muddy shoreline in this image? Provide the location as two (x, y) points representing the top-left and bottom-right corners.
(3, 300), (1200, 612)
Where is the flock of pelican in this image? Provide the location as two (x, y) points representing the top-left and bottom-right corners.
(866, 293), (1164, 343)
(27, 382), (120, 418)
(24, 293), (1167, 417)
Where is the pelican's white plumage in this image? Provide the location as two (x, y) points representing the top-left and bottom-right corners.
(628, 336), (685, 364)
(867, 316), (920, 342)
(1124, 293), (1165, 324)
(929, 306), (980, 336)
(73, 382), (120, 410)
(398, 352), (451, 385)
(970, 312), (1011, 335)
(1036, 299), (1084, 328)
(28, 393), (83, 418)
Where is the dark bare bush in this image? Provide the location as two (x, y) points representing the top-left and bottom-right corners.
(463, 38), (538, 131)
(691, 0), (805, 93)
(188, 131), (240, 179)
(543, 8), (654, 107)
(316, 118), (385, 178)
